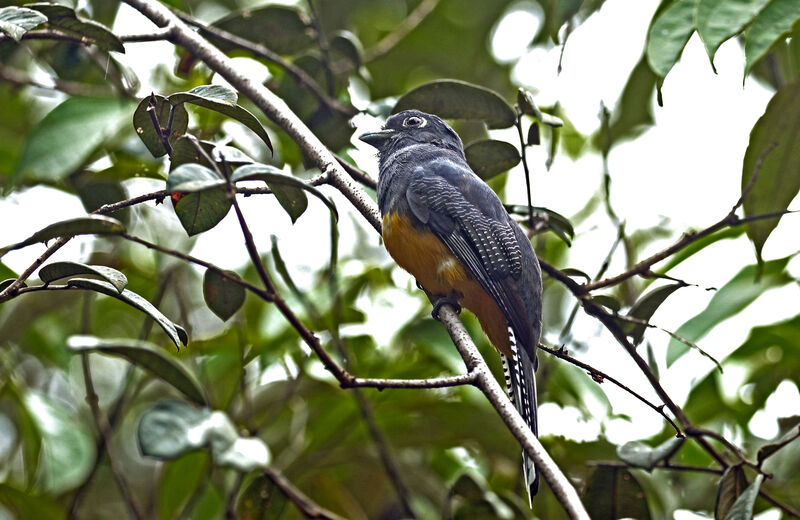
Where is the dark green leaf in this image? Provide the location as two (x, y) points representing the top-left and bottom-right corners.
(464, 139), (520, 180)
(14, 97), (132, 182)
(617, 437), (684, 471)
(67, 336), (206, 405)
(723, 474), (762, 520)
(0, 6), (47, 41)
(592, 294), (621, 312)
(0, 215), (125, 256)
(133, 94), (189, 158)
(203, 269), (245, 321)
(167, 163), (231, 235)
(716, 465), (748, 520)
(667, 256), (793, 365)
(600, 56), (657, 148)
(696, 0), (771, 65)
(158, 453), (209, 520)
(757, 425), (800, 464)
(582, 466), (651, 520)
(527, 122), (540, 145)
(211, 144), (254, 165)
(167, 163), (224, 193)
(39, 261), (127, 293)
(741, 80), (800, 263)
(233, 163), (338, 222)
(646, 0), (696, 77)
(517, 89), (563, 126)
(744, 0), (800, 76)
(169, 136), (215, 170)
(505, 205), (575, 245)
(138, 399), (270, 471)
(168, 85), (272, 153)
(26, 3), (123, 53)
(0, 278), (24, 291)
(624, 283), (686, 344)
(0, 483), (66, 519)
(71, 173), (130, 224)
(561, 268), (591, 282)
(393, 79), (516, 129)
(330, 30), (363, 69)
(65, 278), (185, 348)
(210, 5), (314, 56)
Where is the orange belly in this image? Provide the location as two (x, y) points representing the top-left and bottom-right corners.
(382, 212), (511, 356)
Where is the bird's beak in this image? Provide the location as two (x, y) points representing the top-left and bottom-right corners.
(359, 129), (394, 148)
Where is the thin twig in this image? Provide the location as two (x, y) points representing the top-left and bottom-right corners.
(537, 343), (682, 435)
(263, 467), (346, 520)
(305, 0), (335, 97)
(587, 460), (723, 474)
(363, 0), (440, 62)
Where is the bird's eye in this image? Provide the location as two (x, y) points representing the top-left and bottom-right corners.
(403, 116), (425, 127)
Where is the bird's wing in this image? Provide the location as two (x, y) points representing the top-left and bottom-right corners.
(405, 158), (535, 353)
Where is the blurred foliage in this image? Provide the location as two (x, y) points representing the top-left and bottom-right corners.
(0, 0), (799, 519)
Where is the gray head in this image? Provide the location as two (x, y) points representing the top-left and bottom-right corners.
(359, 110), (464, 158)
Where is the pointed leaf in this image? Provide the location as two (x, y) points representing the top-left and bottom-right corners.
(464, 139), (520, 180)
(169, 136), (215, 170)
(667, 256), (793, 365)
(393, 79), (516, 129)
(168, 85), (272, 152)
(741, 80), (800, 262)
(133, 95), (189, 158)
(233, 164), (338, 222)
(724, 474), (763, 520)
(203, 269), (245, 321)
(210, 5), (314, 56)
(624, 283), (686, 344)
(582, 466), (651, 520)
(715, 465), (749, 520)
(65, 278), (185, 348)
(696, 0), (770, 64)
(138, 399), (270, 471)
(0, 215), (125, 256)
(67, 336), (206, 405)
(517, 89), (563, 127)
(0, 6), (47, 41)
(26, 3), (123, 52)
(646, 0), (696, 77)
(0, 484), (66, 520)
(14, 97), (132, 182)
(592, 294), (621, 312)
(330, 30), (363, 68)
(167, 163), (224, 193)
(527, 122), (540, 145)
(39, 261), (127, 293)
(505, 204), (575, 245)
(744, 0), (800, 76)
(167, 163), (230, 235)
(757, 425), (800, 464)
(617, 437), (684, 471)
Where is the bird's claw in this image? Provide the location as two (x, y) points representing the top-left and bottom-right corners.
(431, 294), (461, 320)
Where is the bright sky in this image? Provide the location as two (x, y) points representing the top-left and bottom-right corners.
(2, 4), (798, 514)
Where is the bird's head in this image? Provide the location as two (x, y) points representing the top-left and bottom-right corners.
(359, 110), (464, 157)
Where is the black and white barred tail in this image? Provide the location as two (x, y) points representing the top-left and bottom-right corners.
(501, 326), (539, 504)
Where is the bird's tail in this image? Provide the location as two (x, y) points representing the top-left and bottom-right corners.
(501, 327), (539, 505)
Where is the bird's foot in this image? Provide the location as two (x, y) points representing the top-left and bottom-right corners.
(431, 294), (461, 320)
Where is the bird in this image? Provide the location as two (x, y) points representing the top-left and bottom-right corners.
(360, 109), (543, 503)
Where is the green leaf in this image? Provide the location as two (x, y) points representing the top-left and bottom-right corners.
(561, 267), (591, 282)
(617, 437), (684, 471)
(26, 3), (123, 53)
(723, 474), (763, 520)
(517, 89), (563, 127)
(527, 122), (540, 146)
(656, 227), (744, 276)
(138, 399), (270, 471)
(236, 474), (289, 520)
(741, 80), (800, 263)
(601, 56), (658, 149)
(666, 256), (793, 365)
(14, 97), (132, 182)
(167, 163), (230, 236)
(592, 294), (621, 312)
(463, 139), (520, 180)
(23, 391), (94, 494)
(696, 0), (771, 65)
(393, 79), (516, 129)
(646, 0), (696, 77)
(203, 269), (245, 321)
(624, 283), (686, 344)
(210, 5), (314, 56)
(39, 261), (127, 292)
(744, 0), (800, 76)
(0, 483), (66, 520)
(582, 466), (651, 520)
(757, 425), (800, 464)
(715, 465), (748, 520)
(65, 278), (185, 348)
(158, 452), (209, 520)
(505, 204), (575, 245)
(133, 94), (189, 158)
(0, 215), (125, 256)
(232, 163), (338, 223)
(0, 278), (23, 291)
(0, 6), (47, 41)
(330, 30), (363, 69)
(67, 336), (206, 405)
(168, 85), (272, 153)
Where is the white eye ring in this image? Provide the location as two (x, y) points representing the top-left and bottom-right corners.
(403, 116), (426, 127)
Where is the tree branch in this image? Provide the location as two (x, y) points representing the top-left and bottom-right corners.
(263, 467), (346, 520)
